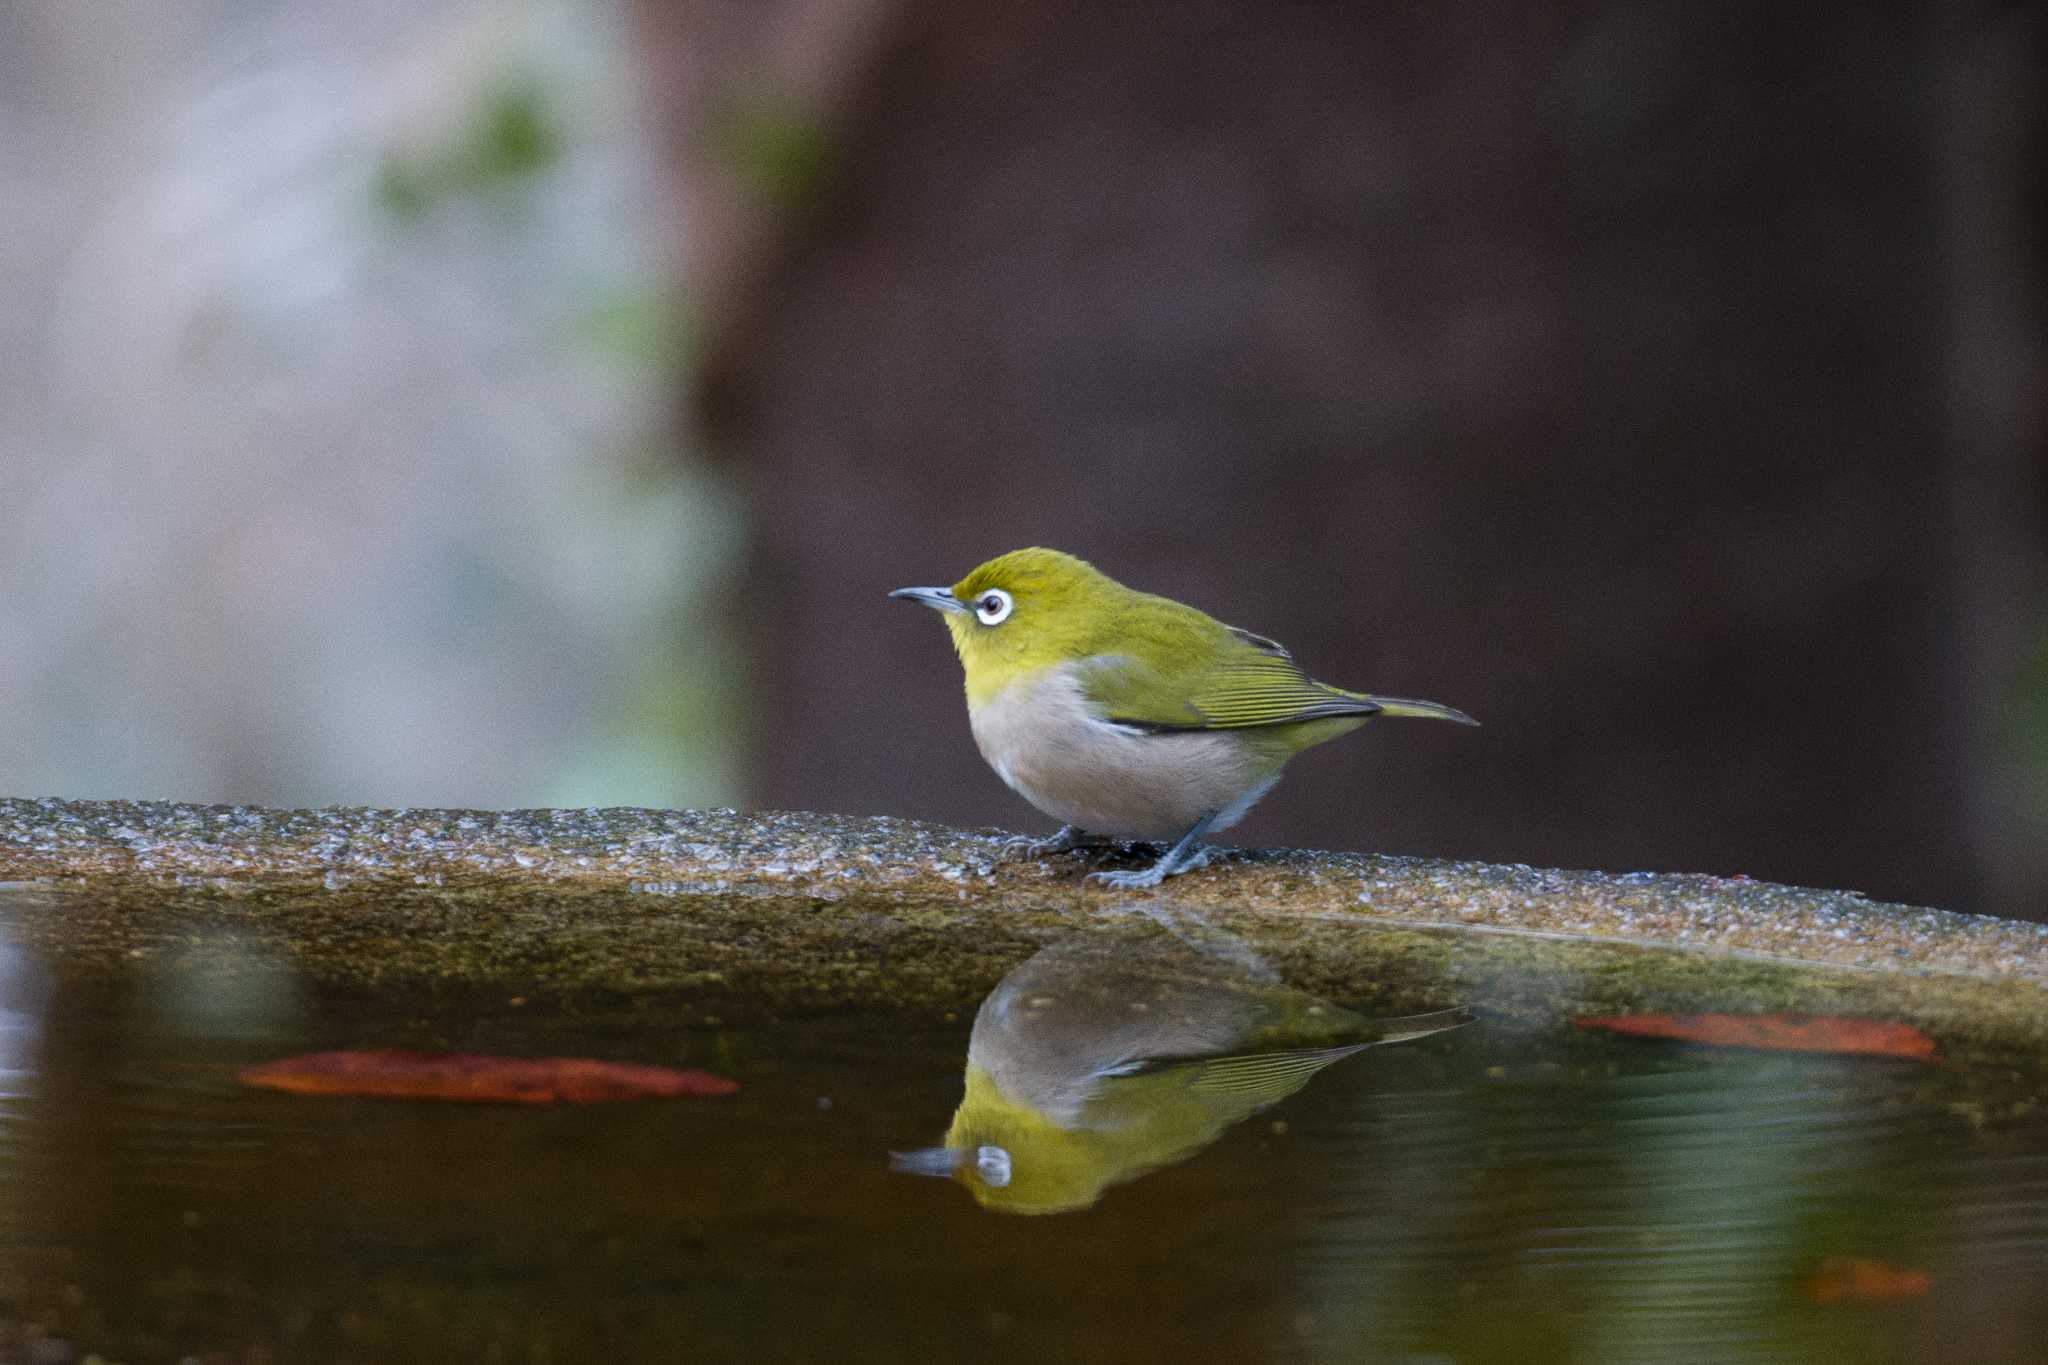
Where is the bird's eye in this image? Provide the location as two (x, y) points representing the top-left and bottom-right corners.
(975, 1144), (1013, 1188)
(974, 589), (1014, 625)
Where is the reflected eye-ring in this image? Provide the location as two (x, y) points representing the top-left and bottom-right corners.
(975, 589), (1014, 625)
(975, 1144), (1013, 1188)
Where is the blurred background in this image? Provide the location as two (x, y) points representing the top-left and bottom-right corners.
(1, 0), (2042, 919)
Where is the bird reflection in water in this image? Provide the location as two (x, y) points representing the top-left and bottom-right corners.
(891, 913), (1468, 1214)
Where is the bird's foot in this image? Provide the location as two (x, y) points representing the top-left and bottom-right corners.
(996, 825), (1098, 863)
(1087, 845), (1212, 891)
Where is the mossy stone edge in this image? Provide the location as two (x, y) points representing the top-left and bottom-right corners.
(2, 798), (2045, 1065)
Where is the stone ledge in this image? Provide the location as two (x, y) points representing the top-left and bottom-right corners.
(3, 798), (2046, 1066)
(3, 797), (2042, 979)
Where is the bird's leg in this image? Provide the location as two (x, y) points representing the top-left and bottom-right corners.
(1087, 813), (1220, 890)
(997, 824), (1100, 862)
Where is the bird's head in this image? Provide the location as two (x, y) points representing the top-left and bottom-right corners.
(890, 547), (1120, 703)
(888, 1064), (1116, 1215)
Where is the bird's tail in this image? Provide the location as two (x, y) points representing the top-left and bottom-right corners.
(1344, 692), (1479, 726)
(1365, 1005), (1476, 1045)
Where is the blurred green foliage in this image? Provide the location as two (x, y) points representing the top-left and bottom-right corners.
(708, 93), (836, 217)
(375, 79), (563, 219)
(577, 288), (696, 372)
(372, 70), (744, 810)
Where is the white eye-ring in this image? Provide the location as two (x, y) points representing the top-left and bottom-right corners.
(975, 1144), (1013, 1188)
(974, 588), (1014, 626)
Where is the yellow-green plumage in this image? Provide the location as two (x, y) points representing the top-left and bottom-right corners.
(891, 548), (1473, 887)
(892, 927), (1471, 1214)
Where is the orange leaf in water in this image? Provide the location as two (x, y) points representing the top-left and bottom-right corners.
(1575, 1012), (1938, 1061)
(1802, 1256), (1933, 1303)
(238, 1050), (739, 1104)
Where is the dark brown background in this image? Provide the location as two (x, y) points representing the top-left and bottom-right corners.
(637, 0), (2046, 917)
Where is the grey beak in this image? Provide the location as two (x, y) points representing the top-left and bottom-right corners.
(888, 1146), (968, 1178)
(889, 586), (970, 614)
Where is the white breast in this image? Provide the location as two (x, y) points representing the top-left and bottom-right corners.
(966, 662), (1278, 841)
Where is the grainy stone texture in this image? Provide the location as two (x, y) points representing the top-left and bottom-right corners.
(2, 798), (2046, 1064)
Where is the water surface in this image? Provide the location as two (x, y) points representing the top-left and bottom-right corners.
(0, 909), (2041, 1363)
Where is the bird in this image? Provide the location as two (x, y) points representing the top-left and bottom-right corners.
(890, 547), (1475, 889)
(889, 922), (1471, 1214)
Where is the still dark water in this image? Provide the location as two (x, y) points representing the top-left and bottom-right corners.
(0, 917), (2043, 1364)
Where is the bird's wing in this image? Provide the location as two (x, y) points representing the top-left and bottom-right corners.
(1184, 1045), (1373, 1101)
(1083, 628), (1380, 733)
(1116, 1044), (1373, 1112)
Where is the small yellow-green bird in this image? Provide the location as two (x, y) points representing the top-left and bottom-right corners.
(889, 926), (1471, 1214)
(890, 547), (1475, 888)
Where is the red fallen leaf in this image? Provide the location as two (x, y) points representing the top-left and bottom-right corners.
(238, 1050), (739, 1104)
(1576, 1012), (1938, 1061)
(1801, 1256), (1932, 1303)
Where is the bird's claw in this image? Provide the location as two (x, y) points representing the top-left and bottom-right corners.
(1086, 847), (1211, 891)
(996, 826), (1094, 863)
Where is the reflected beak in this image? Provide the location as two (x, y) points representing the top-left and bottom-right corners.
(889, 586), (969, 614)
(889, 1146), (969, 1178)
